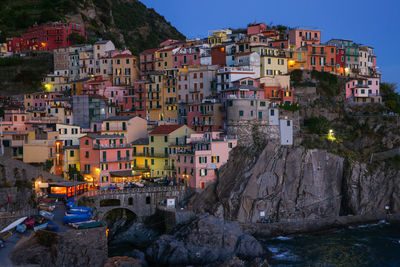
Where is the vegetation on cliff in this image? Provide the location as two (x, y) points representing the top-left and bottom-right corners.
(0, 0), (185, 54)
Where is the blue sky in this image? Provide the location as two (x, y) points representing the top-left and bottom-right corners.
(141, 0), (399, 87)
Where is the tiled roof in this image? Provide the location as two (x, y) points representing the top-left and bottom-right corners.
(140, 48), (158, 54)
(112, 54), (135, 59)
(103, 115), (136, 121)
(131, 138), (149, 145)
(83, 134), (124, 139)
(150, 124), (184, 135)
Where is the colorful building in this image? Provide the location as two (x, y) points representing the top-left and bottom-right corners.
(288, 29), (321, 48)
(132, 124), (195, 179)
(80, 135), (132, 188)
(345, 77), (382, 103)
(101, 115), (147, 143)
(7, 22), (85, 52)
(112, 54), (140, 86)
(175, 132), (237, 189)
(121, 80), (147, 118)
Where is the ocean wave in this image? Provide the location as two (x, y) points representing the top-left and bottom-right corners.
(272, 236), (294, 241)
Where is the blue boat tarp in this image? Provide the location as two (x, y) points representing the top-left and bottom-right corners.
(63, 214), (91, 225)
(69, 207), (93, 214)
(34, 223), (48, 232)
(46, 221), (59, 232)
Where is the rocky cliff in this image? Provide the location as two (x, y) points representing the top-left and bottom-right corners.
(10, 227), (108, 266)
(192, 143), (400, 223)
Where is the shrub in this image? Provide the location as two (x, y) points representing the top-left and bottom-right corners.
(304, 116), (331, 135)
(280, 103), (300, 112)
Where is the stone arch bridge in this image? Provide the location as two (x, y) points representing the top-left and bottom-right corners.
(78, 186), (188, 221)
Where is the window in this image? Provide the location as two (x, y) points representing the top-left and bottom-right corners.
(260, 101), (266, 107)
(151, 136), (154, 142)
(287, 121), (291, 126)
(239, 110), (244, 116)
(164, 136), (168, 142)
(151, 159), (154, 165)
(85, 140), (89, 145)
(85, 151), (89, 158)
(200, 169), (207, 176)
(70, 150), (74, 157)
(146, 196), (151, 204)
(228, 142), (233, 148)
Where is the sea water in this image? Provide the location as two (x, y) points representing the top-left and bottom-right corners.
(261, 221), (400, 266)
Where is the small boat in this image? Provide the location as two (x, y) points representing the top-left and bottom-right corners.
(77, 221), (103, 229)
(39, 210), (54, 220)
(0, 217), (27, 234)
(69, 207), (93, 214)
(34, 223), (48, 232)
(16, 224), (27, 233)
(63, 213), (91, 225)
(0, 231), (12, 240)
(39, 204), (55, 212)
(40, 198), (57, 204)
(71, 220), (96, 228)
(46, 221), (59, 232)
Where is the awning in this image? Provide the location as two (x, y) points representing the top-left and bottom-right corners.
(109, 171), (141, 177)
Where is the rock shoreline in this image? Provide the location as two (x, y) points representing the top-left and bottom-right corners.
(240, 214), (400, 238)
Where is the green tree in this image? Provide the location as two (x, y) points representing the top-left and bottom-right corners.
(45, 159), (53, 172)
(67, 166), (84, 181)
(304, 116), (331, 135)
(380, 83), (400, 113)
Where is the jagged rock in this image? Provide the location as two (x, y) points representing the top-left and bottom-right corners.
(146, 215), (265, 266)
(10, 228), (108, 267)
(105, 256), (143, 267)
(192, 143), (400, 223)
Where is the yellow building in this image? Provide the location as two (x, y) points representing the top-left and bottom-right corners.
(287, 48), (308, 71)
(101, 115), (147, 143)
(112, 54), (140, 86)
(43, 74), (69, 92)
(251, 47), (288, 76)
(63, 145), (80, 179)
(163, 69), (178, 122)
(132, 138), (150, 178)
(56, 123), (86, 146)
(0, 43), (7, 56)
(69, 77), (91, 95)
(155, 48), (174, 71)
(132, 124), (195, 178)
(145, 71), (164, 121)
(207, 29), (232, 47)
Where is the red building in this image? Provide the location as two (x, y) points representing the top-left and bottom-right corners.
(260, 84), (294, 105)
(121, 80), (147, 118)
(211, 45), (227, 66)
(140, 48), (158, 74)
(7, 22), (85, 53)
(82, 76), (112, 95)
(336, 48), (345, 75)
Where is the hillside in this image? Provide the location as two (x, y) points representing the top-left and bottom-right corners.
(0, 0), (185, 55)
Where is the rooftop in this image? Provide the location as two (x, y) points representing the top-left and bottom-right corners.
(131, 138), (149, 145)
(150, 124), (184, 135)
(83, 134), (124, 140)
(103, 115), (136, 121)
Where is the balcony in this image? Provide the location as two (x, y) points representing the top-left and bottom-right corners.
(81, 170), (91, 174)
(101, 156), (131, 163)
(302, 36), (319, 41)
(132, 166), (150, 172)
(310, 51), (326, 56)
(148, 105), (162, 110)
(93, 143), (131, 149)
(164, 165), (175, 170)
(133, 153), (168, 158)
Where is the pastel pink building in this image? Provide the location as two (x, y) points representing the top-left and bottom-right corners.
(247, 23), (267, 35)
(80, 135), (132, 189)
(98, 86), (126, 110)
(288, 29), (321, 48)
(82, 76), (112, 95)
(345, 77), (381, 103)
(175, 132), (237, 190)
(173, 47), (201, 68)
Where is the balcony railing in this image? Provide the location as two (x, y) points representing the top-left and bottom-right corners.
(302, 36), (319, 41)
(164, 165), (175, 170)
(93, 143), (131, 149)
(133, 153), (168, 158)
(132, 166), (150, 171)
(81, 170), (91, 174)
(101, 156), (131, 163)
